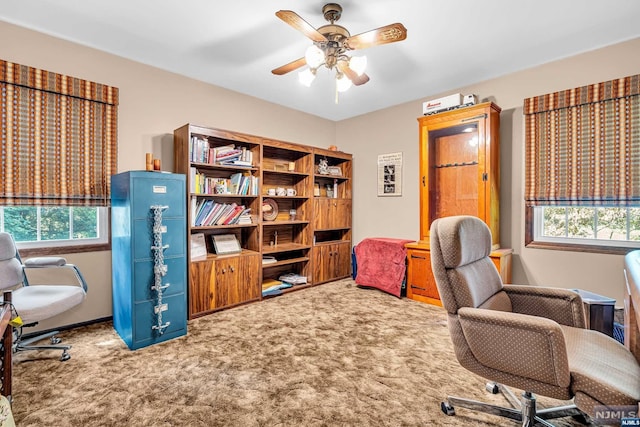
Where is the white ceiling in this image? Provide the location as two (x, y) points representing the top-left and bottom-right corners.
(2, 1), (640, 121)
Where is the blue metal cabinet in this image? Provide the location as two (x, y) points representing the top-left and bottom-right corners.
(111, 171), (187, 350)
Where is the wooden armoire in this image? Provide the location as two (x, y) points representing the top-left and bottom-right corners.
(406, 102), (512, 306)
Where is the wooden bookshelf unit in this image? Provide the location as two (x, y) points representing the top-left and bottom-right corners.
(174, 124), (353, 318)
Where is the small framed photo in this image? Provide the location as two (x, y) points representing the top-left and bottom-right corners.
(327, 166), (342, 176)
(211, 234), (241, 254)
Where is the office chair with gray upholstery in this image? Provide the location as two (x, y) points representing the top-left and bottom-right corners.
(429, 215), (640, 426)
(0, 232), (87, 361)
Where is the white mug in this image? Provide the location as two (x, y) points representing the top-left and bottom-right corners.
(286, 188), (297, 196)
(267, 188), (276, 196)
(276, 187), (286, 196)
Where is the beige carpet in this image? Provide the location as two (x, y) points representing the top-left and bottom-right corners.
(11, 279), (587, 426)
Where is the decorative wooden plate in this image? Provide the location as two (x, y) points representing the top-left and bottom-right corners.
(262, 198), (278, 221)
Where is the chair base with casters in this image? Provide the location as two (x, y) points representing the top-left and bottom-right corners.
(13, 325), (71, 362)
(441, 382), (586, 427)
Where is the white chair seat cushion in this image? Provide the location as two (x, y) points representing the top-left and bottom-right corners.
(12, 285), (86, 323)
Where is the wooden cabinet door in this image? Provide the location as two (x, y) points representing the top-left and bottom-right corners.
(312, 245), (331, 284)
(333, 243), (351, 279)
(313, 243), (351, 284)
(314, 199), (352, 229)
(406, 248), (440, 302)
(215, 254), (261, 308)
(189, 259), (216, 317)
(236, 252), (261, 302)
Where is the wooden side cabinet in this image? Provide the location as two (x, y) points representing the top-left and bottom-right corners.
(405, 242), (512, 305)
(189, 252), (261, 315)
(406, 246), (441, 306)
(313, 242), (351, 284)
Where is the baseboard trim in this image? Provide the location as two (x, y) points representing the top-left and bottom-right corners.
(21, 316), (113, 339)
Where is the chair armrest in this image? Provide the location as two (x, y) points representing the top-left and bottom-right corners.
(504, 285), (586, 328)
(458, 307), (570, 387)
(23, 258), (88, 293)
(23, 257), (67, 267)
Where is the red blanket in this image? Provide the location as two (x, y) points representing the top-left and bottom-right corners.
(355, 238), (414, 297)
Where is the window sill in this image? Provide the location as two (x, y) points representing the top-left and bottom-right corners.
(525, 241), (638, 255)
(19, 242), (111, 258)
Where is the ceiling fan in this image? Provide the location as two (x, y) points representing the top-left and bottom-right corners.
(272, 3), (407, 93)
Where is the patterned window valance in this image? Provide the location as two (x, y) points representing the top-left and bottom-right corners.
(0, 59), (118, 207)
(523, 74), (640, 207)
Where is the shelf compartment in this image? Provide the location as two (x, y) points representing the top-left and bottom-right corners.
(262, 242), (311, 254)
(262, 220), (310, 226)
(193, 248), (261, 262)
(263, 224), (312, 248)
(262, 256), (310, 269)
(314, 229), (351, 244)
(192, 223), (258, 231)
(192, 162), (258, 172)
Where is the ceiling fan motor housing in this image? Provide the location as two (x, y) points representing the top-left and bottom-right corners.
(322, 3), (342, 23)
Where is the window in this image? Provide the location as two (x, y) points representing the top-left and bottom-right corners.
(0, 59), (118, 254)
(533, 206), (640, 249)
(524, 74), (640, 253)
(0, 206), (108, 251)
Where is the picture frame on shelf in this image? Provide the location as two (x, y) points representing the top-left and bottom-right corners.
(327, 166), (342, 176)
(211, 234), (241, 254)
(190, 233), (208, 261)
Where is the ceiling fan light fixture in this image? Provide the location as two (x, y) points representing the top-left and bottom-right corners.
(349, 55), (367, 76)
(335, 72), (352, 92)
(304, 44), (325, 69)
(298, 68), (316, 87)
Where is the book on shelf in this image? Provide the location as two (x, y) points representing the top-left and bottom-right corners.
(262, 256), (277, 265)
(279, 273), (307, 285)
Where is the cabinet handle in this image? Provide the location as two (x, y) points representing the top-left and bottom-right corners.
(422, 176), (425, 187)
(229, 266), (235, 273)
(411, 254), (427, 260)
(221, 268), (226, 274)
(411, 285), (427, 291)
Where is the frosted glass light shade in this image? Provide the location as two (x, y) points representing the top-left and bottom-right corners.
(336, 73), (352, 92)
(349, 56), (367, 76)
(298, 68), (316, 87)
(304, 45), (325, 68)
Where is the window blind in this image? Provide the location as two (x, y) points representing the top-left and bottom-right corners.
(523, 74), (640, 207)
(0, 59), (118, 207)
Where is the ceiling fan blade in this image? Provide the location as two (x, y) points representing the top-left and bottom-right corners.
(337, 61), (370, 86)
(272, 57), (307, 75)
(276, 10), (328, 43)
(345, 23), (407, 50)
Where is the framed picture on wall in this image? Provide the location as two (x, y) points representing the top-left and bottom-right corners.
(377, 152), (403, 197)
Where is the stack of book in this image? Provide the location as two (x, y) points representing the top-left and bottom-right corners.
(188, 137), (254, 167)
(192, 200), (251, 226)
(278, 273), (307, 285)
(189, 168), (259, 195)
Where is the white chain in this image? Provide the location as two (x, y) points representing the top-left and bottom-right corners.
(150, 205), (170, 334)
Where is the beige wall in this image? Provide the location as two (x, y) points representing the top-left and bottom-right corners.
(0, 21), (336, 331)
(1, 20), (637, 331)
(337, 36), (640, 306)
